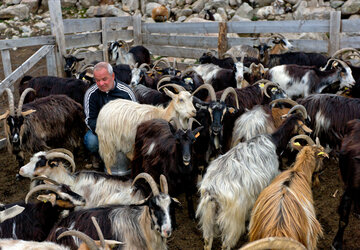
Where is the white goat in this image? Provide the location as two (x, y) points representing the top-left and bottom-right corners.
(96, 86), (196, 173)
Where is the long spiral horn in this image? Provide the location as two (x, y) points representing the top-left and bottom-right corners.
(91, 216), (105, 249)
(220, 87), (239, 109)
(25, 184), (59, 204)
(290, 134), (315, 150)
(18, 88), (36, 114)
(132, 173), (160, 196)
(3, 88), (15, 116)
(192, 84), (216, 101)
(57, 230), (99, 250)
(270, 98), (299, 108)
(159, 174), (168, 194)
(46, 148), (74, 160)
(46, 152), (76, 173)
(158, 83), (186, 93)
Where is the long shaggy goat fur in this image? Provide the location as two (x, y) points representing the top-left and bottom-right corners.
(248, 146), (324, 249)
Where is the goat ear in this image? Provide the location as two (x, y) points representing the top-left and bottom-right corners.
(37, 193), (56, 206)
(227, 107), (237, 114)
(21, 109), (36, 116)
(171, 198), (182, 209)
(0, 110), (10, 120)
(49, 161), (59, 168)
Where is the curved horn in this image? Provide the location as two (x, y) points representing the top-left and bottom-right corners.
(181, 67), (197, 78)
(25, 184), (59, 204)
(156, 76), (172, 91)
(159, 174), (168, 194)
(290, 135), (315, 150)
(188, 117), (201, 130)
(240, 237), (306, 250)
(169, 116), (182, 131)
(220, 87), (239, 109)
(57, 230), (99, 250)
(91, 216), (105, 249)
(132, 173), (160, 196)
(223, 53), (237, 63)
(327, 58), (350, 70)
(46, 152), (76, 173)
(286, 104), (308, 119)
(158, 83), (186, 93)
(266, 33), (285, 43)
(31, 176), (60, 186)
(18, 88), (36, 113)
(3, 88), (15, 116)
(139, 63), (151, 71)
(46, 148), (74, 160)
(257, 80), (280, 98)
(331, 47), (360, 59)
(192, 84), (216, 101)
(152, 58), (171, 69)
(269, 98), (299, 108)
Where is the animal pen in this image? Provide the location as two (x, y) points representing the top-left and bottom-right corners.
(0, 0), (360, 148)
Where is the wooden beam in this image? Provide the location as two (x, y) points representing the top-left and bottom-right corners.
(46, 46), (57, 76)
(0, 45), (55, 94)
(102, 18), (109, 62)
(0, 36), (55, 50)
(218, 22), (228, 59)
(329, 11), (341, 56)
(133, 13), (142, 45)
(1, 50), (12, 77)
(48, 0), (66, 77)
(143, 22), (219, 34)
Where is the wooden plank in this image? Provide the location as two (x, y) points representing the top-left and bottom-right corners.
(102, 18), (108, 62)
(340, 36), (360, 49)
(133, 13), (142, 45)
(1, 50), (12, 77)
(227, 20), (330, 33)
(48, 0), (66, 77)
(46, 46), (57, 76)
(0, 36), (55, 50)
(329, 11), (341, 56)
(65, 32), (102, 49)
(144, 44), (207, 59)
(142, 22), (219, 34)
(0, 45), (54, 93)
(63, 18), (101, 34)
(342, 19), (360, 32)
(76, 50), (103, 64)
(289, 39), (328, 53)
(107, 30), (133, 42)
(143, 34), (218, 48)
(218, 22), (228, 58)
(104, 16), (133, 31)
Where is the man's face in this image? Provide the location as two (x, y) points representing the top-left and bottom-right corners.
(94, 67), (115, 92)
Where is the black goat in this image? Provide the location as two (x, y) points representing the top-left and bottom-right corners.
(0, 183), (85, 241)
(131, 118), (202, 219)
(332, 119), (360, 250)
(263, 51), (329, 68)
(0, 88), (86, 169)
(19, 75), (91, 104)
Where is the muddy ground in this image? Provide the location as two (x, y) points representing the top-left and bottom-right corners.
(0, 46), (359, 249)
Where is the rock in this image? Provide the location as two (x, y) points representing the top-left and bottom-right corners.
(86, 5), (129, 17)
(176, 0), (185, 7)
(184, 17), (212, 22)
(61, 0), (77, 8)
(184, 58), (196, 64)
(330, 0), (345, 9)
(0, 23), (7, 32)
(20, 0), (39, 13)
(191, 0), (206, 13)
(177, 15), (187, 22)
(230, 14), (251, 21)
(178, 8), (193, 17)
(185, 0), (196, 4)
(204, 0), (229, 10)
(122, 0), (139, 12)
(145, 2), (160, 17)
(33, 21), (47, 29)
(235, 2), (254, 20)
(349, 13), (360, 19)
(341, 0), (360, 15)
(0, 4), (30, 20)
(5, 0), (22, 5)
(80, 0), (99, 8)
(252, 0), (274, 8)
(217, 8), (228, 21)
(229, 0), (242, 7)
(294, 6), (333, 20)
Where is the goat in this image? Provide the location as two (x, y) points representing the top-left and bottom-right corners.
(19, 149), (145, 208)
(332, 119), (360, 250)
(0, 183), (85, 241)
(47, 173), (180, 250)
(131, 118), (203, 219)
(267, 58), (355, 99)
(96, 84), (196, 173)
(248, 135), (327, 249)
(297, 94), (360, 150)
(196, 112), (312, 250)
(19, 76), (91, 104)
(0, 88), (86, 169)
(193, 55), (245, 91)
(63, 48), (96, 78)
(108, 40), (150, 66)
(152, 5), (169, 22)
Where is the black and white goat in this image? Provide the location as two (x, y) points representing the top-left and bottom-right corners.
(196, 111), (311, 250)
(0, 183), (85, 241)
(47, 173), (180, 250)
(0, 88), (86, 169)
(267, 58), (355, 99)
(63, 48), (97, 78)
(131, 118), (203, 219)
(19, 75), (91, 105)
(108, 40), (150, 66)
(19, 149), (145, 208)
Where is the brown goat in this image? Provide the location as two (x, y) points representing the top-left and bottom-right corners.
(152, 5), (169, 22)
(248, 135), (327, 249)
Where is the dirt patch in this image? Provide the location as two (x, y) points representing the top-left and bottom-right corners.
(0, 47), (359, 249)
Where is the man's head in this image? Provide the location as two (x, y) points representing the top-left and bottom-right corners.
(93, 62), (115, 92)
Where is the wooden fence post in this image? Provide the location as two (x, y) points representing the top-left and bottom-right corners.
(133, 13), (142, 45)
(329, 11), (341, 56)
(1, 50), (13, 91)
(218, 22), (228, 58)
(46, 46), (57, 76)
(101, 17), (109, 62)
(48, 0), (66, 77)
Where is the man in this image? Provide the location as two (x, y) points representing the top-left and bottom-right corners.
(84, 61), (136, 173)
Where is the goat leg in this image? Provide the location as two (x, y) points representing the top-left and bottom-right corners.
(332, 188), (353, 250)
(186, 191), (195, 220)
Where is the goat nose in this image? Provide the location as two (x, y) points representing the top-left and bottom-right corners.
(183, 155), (191, 163)
(162, 229), (172, 238)
(12, 134), (19, 143)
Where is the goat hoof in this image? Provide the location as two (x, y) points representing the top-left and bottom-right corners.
(15, 174), (24, 181)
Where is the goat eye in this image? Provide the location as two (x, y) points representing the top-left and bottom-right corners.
(179, 98), (184, 103)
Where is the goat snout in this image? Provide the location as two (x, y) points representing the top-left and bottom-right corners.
(183, 155), (191, 165)
(212, 126), (221, 135)
(161, 226), (172, 238)
(12, 134), (19, 143)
